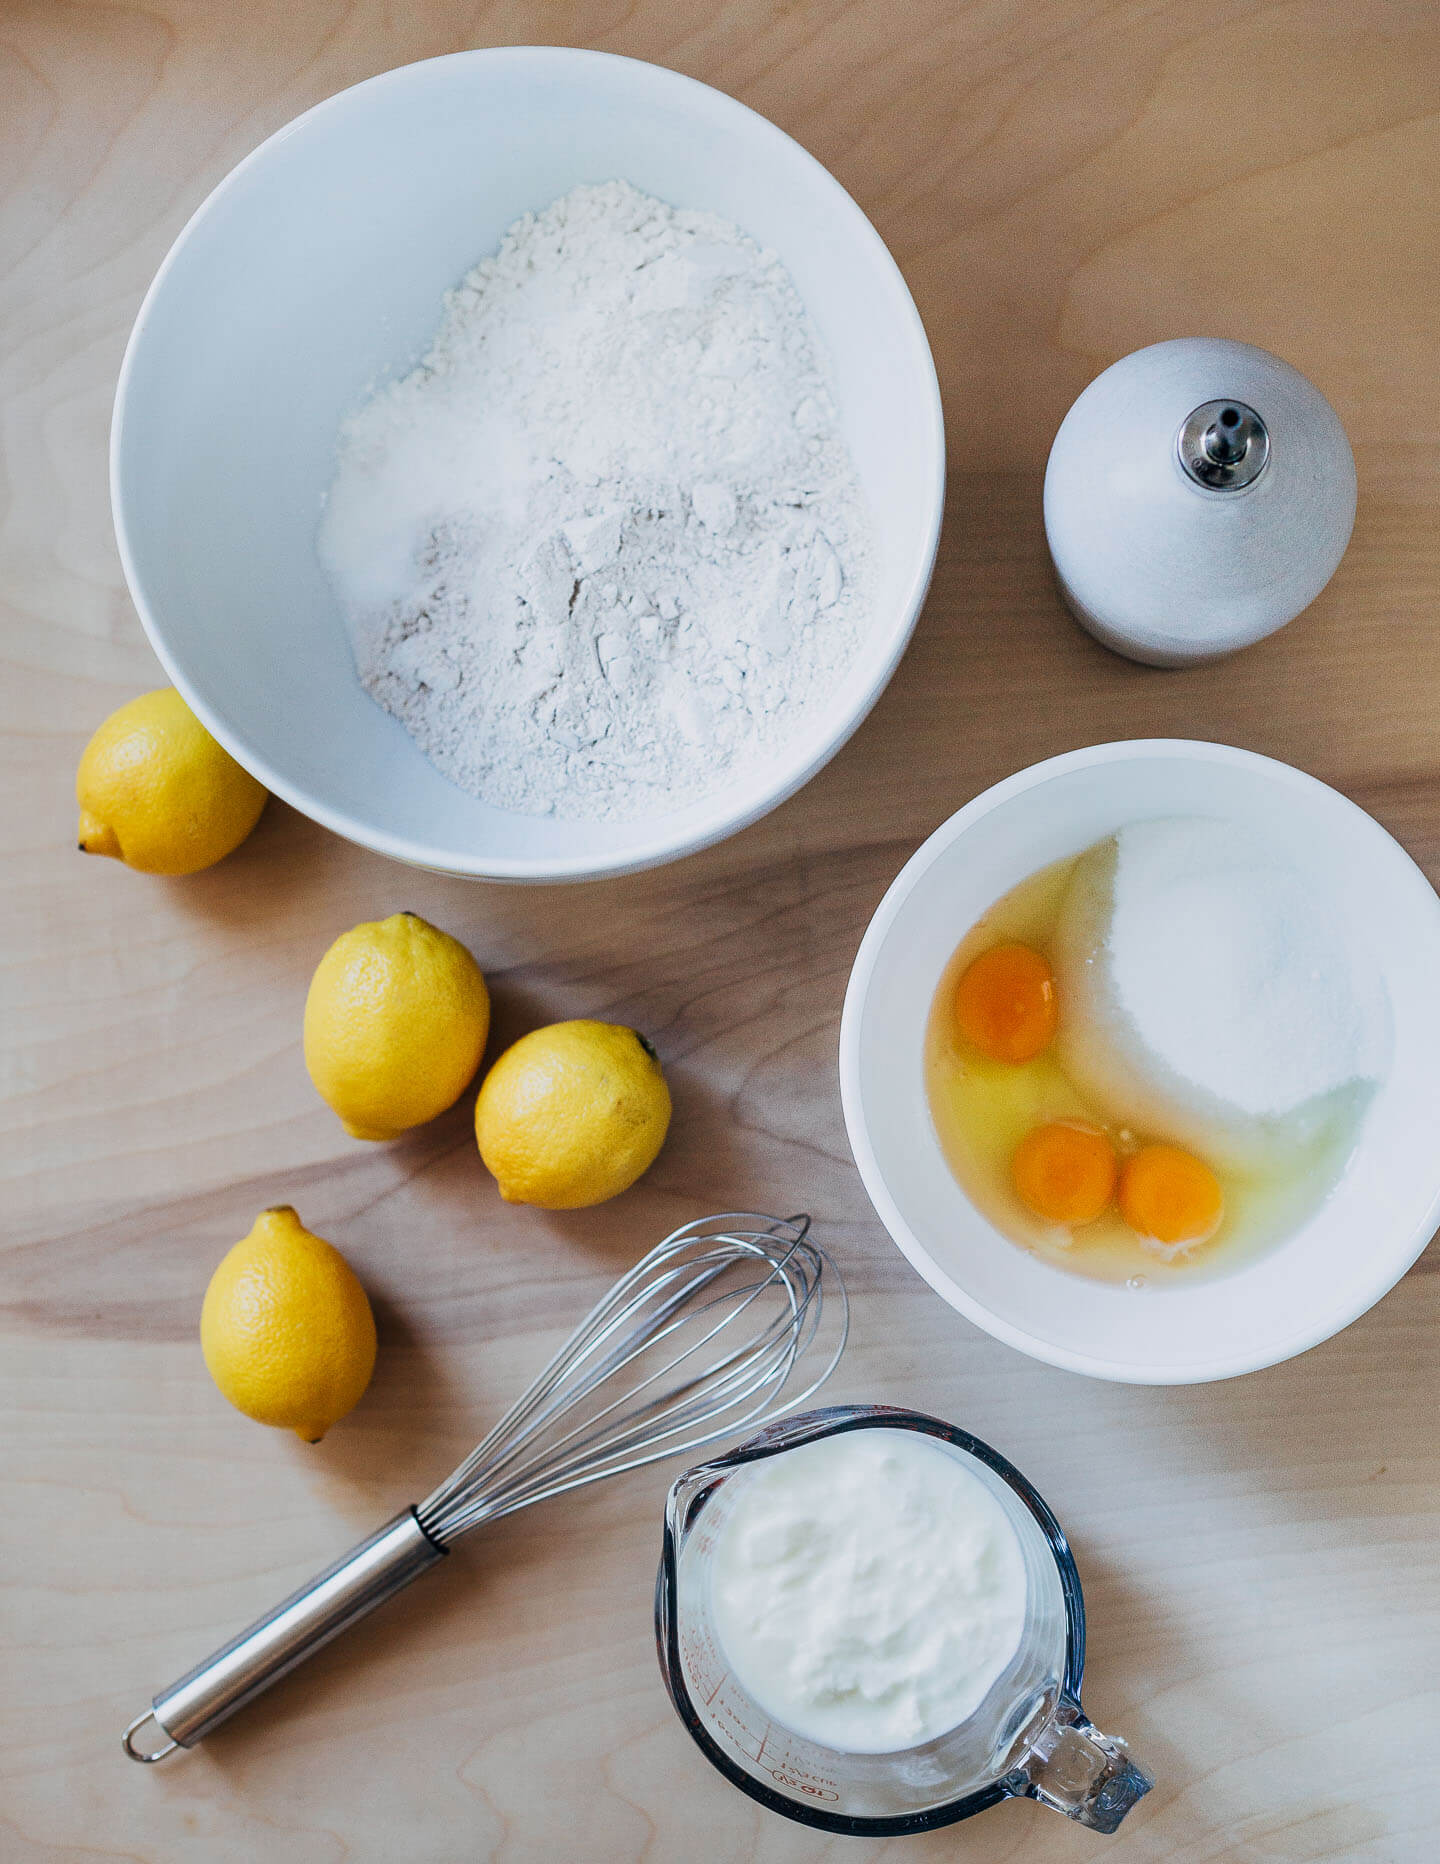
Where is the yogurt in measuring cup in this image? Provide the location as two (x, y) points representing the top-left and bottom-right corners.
(709, 1427), (1028, 1752)
(659, 1409), (1152, 1834)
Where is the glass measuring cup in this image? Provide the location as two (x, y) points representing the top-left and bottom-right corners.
(655, 1404), (1151, 1836)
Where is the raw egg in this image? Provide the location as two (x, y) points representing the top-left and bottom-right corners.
(1011, 1122), (1118, 1226)
(1118, 1144), (1225, 1247)
(954, 942), (1056, 1064)
(926, 842), (1374, 1285)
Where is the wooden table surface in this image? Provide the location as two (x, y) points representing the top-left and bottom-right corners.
(6, 4), (1440, 1859)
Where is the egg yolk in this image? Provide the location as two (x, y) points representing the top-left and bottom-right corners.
(954, 942), (1057, 1063)
(1119, 1144), (1225, 1246)
(1012, 1122), (1118, 1226)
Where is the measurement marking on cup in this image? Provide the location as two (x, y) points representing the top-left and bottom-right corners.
(768, 1770), (840, 1801)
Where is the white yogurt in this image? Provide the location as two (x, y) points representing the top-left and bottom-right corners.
(709, 1429), (1028, 1753)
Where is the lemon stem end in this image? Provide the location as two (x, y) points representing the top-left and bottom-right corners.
(77, 811), (121, 860)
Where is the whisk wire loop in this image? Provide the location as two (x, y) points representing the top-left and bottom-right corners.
(530, 1242), (808, 1460)
(416, 1214), (843, 1545)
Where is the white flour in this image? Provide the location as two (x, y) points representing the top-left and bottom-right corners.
(318, 181), (872, 820)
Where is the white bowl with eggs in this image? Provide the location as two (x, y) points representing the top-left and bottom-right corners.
(110, 48), (943, 881)
(839, 741), (1440, 1383)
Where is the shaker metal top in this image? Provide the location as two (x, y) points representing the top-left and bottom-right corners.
(1177, 398), (1270, 490)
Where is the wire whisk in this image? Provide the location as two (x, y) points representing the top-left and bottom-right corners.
(123, 1213), (846, 1763)
(420, 1212), (841, 1541)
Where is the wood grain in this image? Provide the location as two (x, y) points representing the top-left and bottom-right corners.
(4, 3), (1440, 1859)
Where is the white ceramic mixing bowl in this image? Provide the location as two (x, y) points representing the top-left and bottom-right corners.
(111, 48), (943, 881)
(839, 741), (1440, 1383)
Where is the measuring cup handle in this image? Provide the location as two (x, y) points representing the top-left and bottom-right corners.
(1012, 1697), (1152, 1833)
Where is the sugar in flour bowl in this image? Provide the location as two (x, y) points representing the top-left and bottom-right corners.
(839, 741), (1440, 1383)
(111, 49), (943, 881)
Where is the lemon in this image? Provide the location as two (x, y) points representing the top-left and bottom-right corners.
(76, 687), (267, 874)
(304, 913), (490, 1141)
(475, 1019), (671, 1209)
(200, 1207), (377, 1442)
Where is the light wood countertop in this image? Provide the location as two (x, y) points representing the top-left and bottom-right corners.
(4, 3), (1439, 1858)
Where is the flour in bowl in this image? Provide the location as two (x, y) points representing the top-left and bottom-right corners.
(317, 181), (873, 821)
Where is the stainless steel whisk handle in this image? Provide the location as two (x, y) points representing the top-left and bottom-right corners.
(122, 1508), (446, 1762)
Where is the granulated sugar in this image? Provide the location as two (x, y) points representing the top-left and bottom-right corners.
(318, 181), (872, 821)
(1105, 818), (1384, 1117)
(1051, 816), (1390, 1187)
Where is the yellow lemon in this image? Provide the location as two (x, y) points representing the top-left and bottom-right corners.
(475, 1019), (671, 1209)
(200, 1207), (377, 1442)
(76, 687), (267, 874)
(304, 913), (490, 1141)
